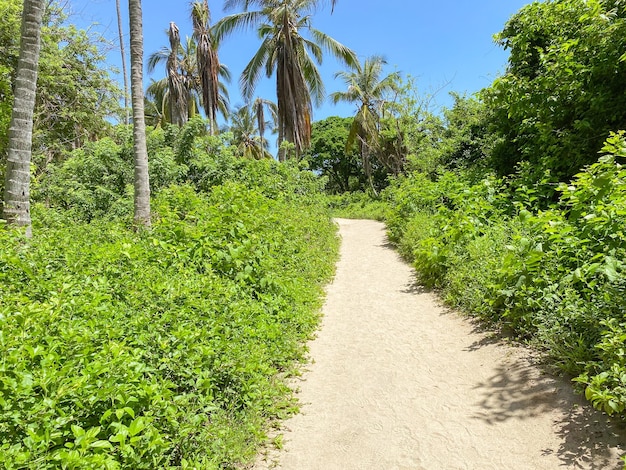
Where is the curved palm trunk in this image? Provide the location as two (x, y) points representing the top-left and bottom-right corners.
(128, 0), (150, 226)
(116, 0), (130, 125)
(2, 0), (46, 237)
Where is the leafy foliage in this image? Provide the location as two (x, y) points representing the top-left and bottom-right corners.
(0, 181), (338, 468)
(37, 118), (325, 222)
(385, 132), (626, 424)
(0, 0), (121, 198)
(325, 191), (387, 221)
(484, 0), (626, 180)
(305, 116), (365, 193)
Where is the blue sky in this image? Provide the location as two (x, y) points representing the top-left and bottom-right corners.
(69, 0), (534, 121)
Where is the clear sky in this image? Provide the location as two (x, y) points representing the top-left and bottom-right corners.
(68, 0), (534, 121)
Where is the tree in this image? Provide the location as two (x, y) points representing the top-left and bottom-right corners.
(128, 0), (150, 226)
(148, 34), (198, 125)
(147, 33), (230, 127)
(2, 0), (45, 235)
(1, 0), (120, 183)
(305, 116), (362, 192)
(166, 22), (188, 126)
(483, 0), (626, 180)
(0, 0), (21, 163)
(330, 55), (399, 193)
(34, 21), (121, 163)
(215, 0), (356, 159)
(252, 96), (277, 150)
(437, 93), (489, 171)
(116, 0), (130, 125)
(229, 103), (273, 159)
(191, 0), (221, 134)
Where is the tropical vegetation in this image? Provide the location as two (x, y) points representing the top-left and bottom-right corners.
(4, 0), (626, 467)
(214, 0), (357, 159)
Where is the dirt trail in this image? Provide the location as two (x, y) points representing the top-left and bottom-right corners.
(255, 219), (625, 469)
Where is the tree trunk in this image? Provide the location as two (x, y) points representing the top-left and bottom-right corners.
(128, 0), (150, 226)
(360, 137), (378, 197)
(2, 0), (46, 237)
(116, 0), (130, 125)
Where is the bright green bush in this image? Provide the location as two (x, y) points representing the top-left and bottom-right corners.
(325, 192), (388, 221)
(385, 132), (626, 422)
(0, 183), (338, 469)
(37, 119), (325, 223)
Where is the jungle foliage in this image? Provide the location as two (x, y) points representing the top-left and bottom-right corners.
(0, 0), (121, 197)
(5, 0), (626, 465)
(380, 0), (626, 436)
(0, 116), (338, 468)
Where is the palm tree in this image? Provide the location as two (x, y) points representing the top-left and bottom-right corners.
(2, 0), (46, 236)
(128, 0), (150, 226)
(165, 22), (188, 126)
(252, 96), (278, 150)
(191, 0), (221, 134)
(330, 55), (400, 194)
(229, 104), (273, 159)
(116, 0), (130, 124)
(215, 0), (356, 160)
(148, 34), (230, 126)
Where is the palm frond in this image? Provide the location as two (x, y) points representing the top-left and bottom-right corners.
(240, 37), (274, 100)
(213, 11), (263, 43)
(223, 0), (264, 12)
(310, 28), (357, 68)
(147, 46), (171, 74)
(298, 41), (325, 106)
(302, 37), (323, 64)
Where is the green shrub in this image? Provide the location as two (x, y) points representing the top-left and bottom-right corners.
(385, 132), (626, 422)
(325, 192), (388, 221)
(0, 183), (338, 468)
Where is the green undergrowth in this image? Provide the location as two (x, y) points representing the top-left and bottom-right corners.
(326, 192), (388, 221)
(385, 133), (626, 432)
(0, 183), (338, 469)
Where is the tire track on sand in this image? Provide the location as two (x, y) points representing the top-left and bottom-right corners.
(254, 219), (625, 470)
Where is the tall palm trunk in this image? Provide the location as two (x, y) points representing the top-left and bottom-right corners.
(128, 0), (150, 226)
(116, 0), (130, 125)
(359, 137), (377, 197)
(192, 0), (220, 134)
(2, 0), (46, 237)
(167, 22), (187, 126)
(276, 8), (311, 160)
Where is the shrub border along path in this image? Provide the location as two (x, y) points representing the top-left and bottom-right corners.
(255, 219), (625, 470)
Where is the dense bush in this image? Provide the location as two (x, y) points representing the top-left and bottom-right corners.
(37, 119), (325, 222)
(484, 0), (626, 180)
(385, 132), (626, 421)
(0, 183), (338, 468)
(325, 192), (388, 221)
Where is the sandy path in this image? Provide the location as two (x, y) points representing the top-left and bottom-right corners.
(255, 219), (625, 469)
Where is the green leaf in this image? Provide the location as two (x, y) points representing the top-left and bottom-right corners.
(128, 417), (146, 437)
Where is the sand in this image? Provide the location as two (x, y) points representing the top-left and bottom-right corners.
(254, 219), (625, 469)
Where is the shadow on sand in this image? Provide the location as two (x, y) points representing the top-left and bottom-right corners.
(470, 358), (625, 469)
(398, 273), (626, 469)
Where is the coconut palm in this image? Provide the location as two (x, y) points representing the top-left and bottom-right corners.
(330, 55), (400, 194)
(148, 34), (230, 126)
(229, 104), (274, 159)
(2, 0), (46, 236)
(128, 0), (150, 226)
(144, 82), (167, 128)
(116, 0), (130, 124)
(252, 96), (278, 149)
(215, 0), (356, 160)
(191, 0), (221, 134)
